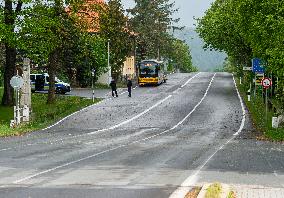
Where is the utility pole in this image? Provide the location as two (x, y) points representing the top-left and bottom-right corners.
(108, 39), (111, 84)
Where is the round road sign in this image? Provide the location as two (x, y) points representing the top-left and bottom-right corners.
(10, 75), (24, 89)
(261, 77), (272, 89)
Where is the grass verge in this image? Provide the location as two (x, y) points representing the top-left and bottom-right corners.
(205, 183), (222, 198)
(237, 81), (284, 141)
(227, 191), (236, 198)
(0, 87), (100, 137)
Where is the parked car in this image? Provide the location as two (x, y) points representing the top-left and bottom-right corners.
(30, 73), (71, 94)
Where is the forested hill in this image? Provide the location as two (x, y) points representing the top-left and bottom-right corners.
(174, 27), (227, 72)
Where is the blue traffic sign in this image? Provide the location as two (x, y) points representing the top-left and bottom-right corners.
(252, 58), (265, 73)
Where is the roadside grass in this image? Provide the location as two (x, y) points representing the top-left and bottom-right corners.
(0, 87), (100, 137)
(205, 183), (222, 198)
(237, 81), (284, 141)
(227, 191), (236, 198)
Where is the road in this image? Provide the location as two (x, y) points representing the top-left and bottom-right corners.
(0, 72), (283, 198)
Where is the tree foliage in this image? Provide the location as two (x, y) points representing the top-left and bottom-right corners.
(168, 39), (196, 72)
(0, 0), (31, 105)
(129, 0), (180, 59)
(98, 0), (132, 79)
(197, 0), (284, 109)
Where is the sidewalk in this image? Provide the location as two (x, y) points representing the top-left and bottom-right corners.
(233, 185), (284, 198)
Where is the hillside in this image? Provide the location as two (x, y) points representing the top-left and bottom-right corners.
(174, 27), (227, 72)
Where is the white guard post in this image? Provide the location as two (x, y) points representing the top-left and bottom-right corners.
(247, 89), (251, 102)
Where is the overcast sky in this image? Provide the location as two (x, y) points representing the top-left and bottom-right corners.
(120, 0), (215, 28)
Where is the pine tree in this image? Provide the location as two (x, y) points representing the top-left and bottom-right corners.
(129, 0), (179, 60)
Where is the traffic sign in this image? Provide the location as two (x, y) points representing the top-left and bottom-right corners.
(261, 77), (272, 89)
(255, 73), (264, 85)
(10, 75), (24, 89)
(243, 67), (252, 71)
(252, 58), (265, 73)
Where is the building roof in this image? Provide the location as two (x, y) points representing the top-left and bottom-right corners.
(66, 0), (105, 33)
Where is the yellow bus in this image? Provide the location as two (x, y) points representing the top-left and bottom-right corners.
(138, 60), (167, 86)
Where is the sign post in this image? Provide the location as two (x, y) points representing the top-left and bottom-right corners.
(10, 74), (24, 126)
(91, 69), (95, 103)
(261, 77), (272, 122)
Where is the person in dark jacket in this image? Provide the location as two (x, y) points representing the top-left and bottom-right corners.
(109, 79), (118, 97)
(127, 77), (132, 97)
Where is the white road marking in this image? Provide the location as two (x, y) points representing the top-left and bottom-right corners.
(12, 73), (214, 185)
(232, 74), (246, 136)
(41, 86), (137, 132)
(0, 73), (199, 152)
(168, 74), (246, 198)
(13, 145), (126, 184)
(89, 95), (172, 134)
(181, 72), (200, 88)
(41, 100), (105, 131)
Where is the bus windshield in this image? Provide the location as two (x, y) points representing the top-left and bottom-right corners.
(139, 62), (158, 77)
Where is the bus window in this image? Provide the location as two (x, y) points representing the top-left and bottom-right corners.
(140, 63), (156, 75)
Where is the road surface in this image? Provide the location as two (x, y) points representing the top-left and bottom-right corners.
(0, 72), (283, 198)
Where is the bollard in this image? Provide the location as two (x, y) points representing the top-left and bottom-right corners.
(272, 117), (279, 128)
(22, 105), (30, 122)
(247, 89), (251, 102)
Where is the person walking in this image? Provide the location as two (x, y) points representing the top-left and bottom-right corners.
(127, 77), (132, 97)
(109, 79), (118, 97)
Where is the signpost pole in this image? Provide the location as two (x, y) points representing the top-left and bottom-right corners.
(265, 88), (268, 123)
(16, 87), (20, 125)
(10, 74), (24, 127)
(91, 69), (95, 103)
(254, 74), (256, 97)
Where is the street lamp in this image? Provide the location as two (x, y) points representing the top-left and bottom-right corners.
(108, 39), (111, 84)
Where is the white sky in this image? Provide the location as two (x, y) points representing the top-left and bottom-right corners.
(120, 0), (215, 27)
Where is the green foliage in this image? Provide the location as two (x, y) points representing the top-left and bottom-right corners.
(0, 44), (3, 85)
(205, 183), (222, 198)
(238, 83), (284, 141)
(129, 0), (180, 59)
(98, 0), (132, 79)
(62, 33), (108, 87)
(168, 39), (195, 72)
(197, 0), (284, 110)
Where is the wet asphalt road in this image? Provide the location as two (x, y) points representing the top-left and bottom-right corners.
(0, 72), (283, 198)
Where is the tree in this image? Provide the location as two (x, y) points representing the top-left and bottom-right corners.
(0, 0), (30, 106)
(196, 0), (252, 69)
(169, 39), (196, 72)
(129, 0), (180, 60)
(19, 0), (85, 104)
(98, 0), (132, 79)
(197, 0), (284, 109)
(62, 33), (107, 87)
